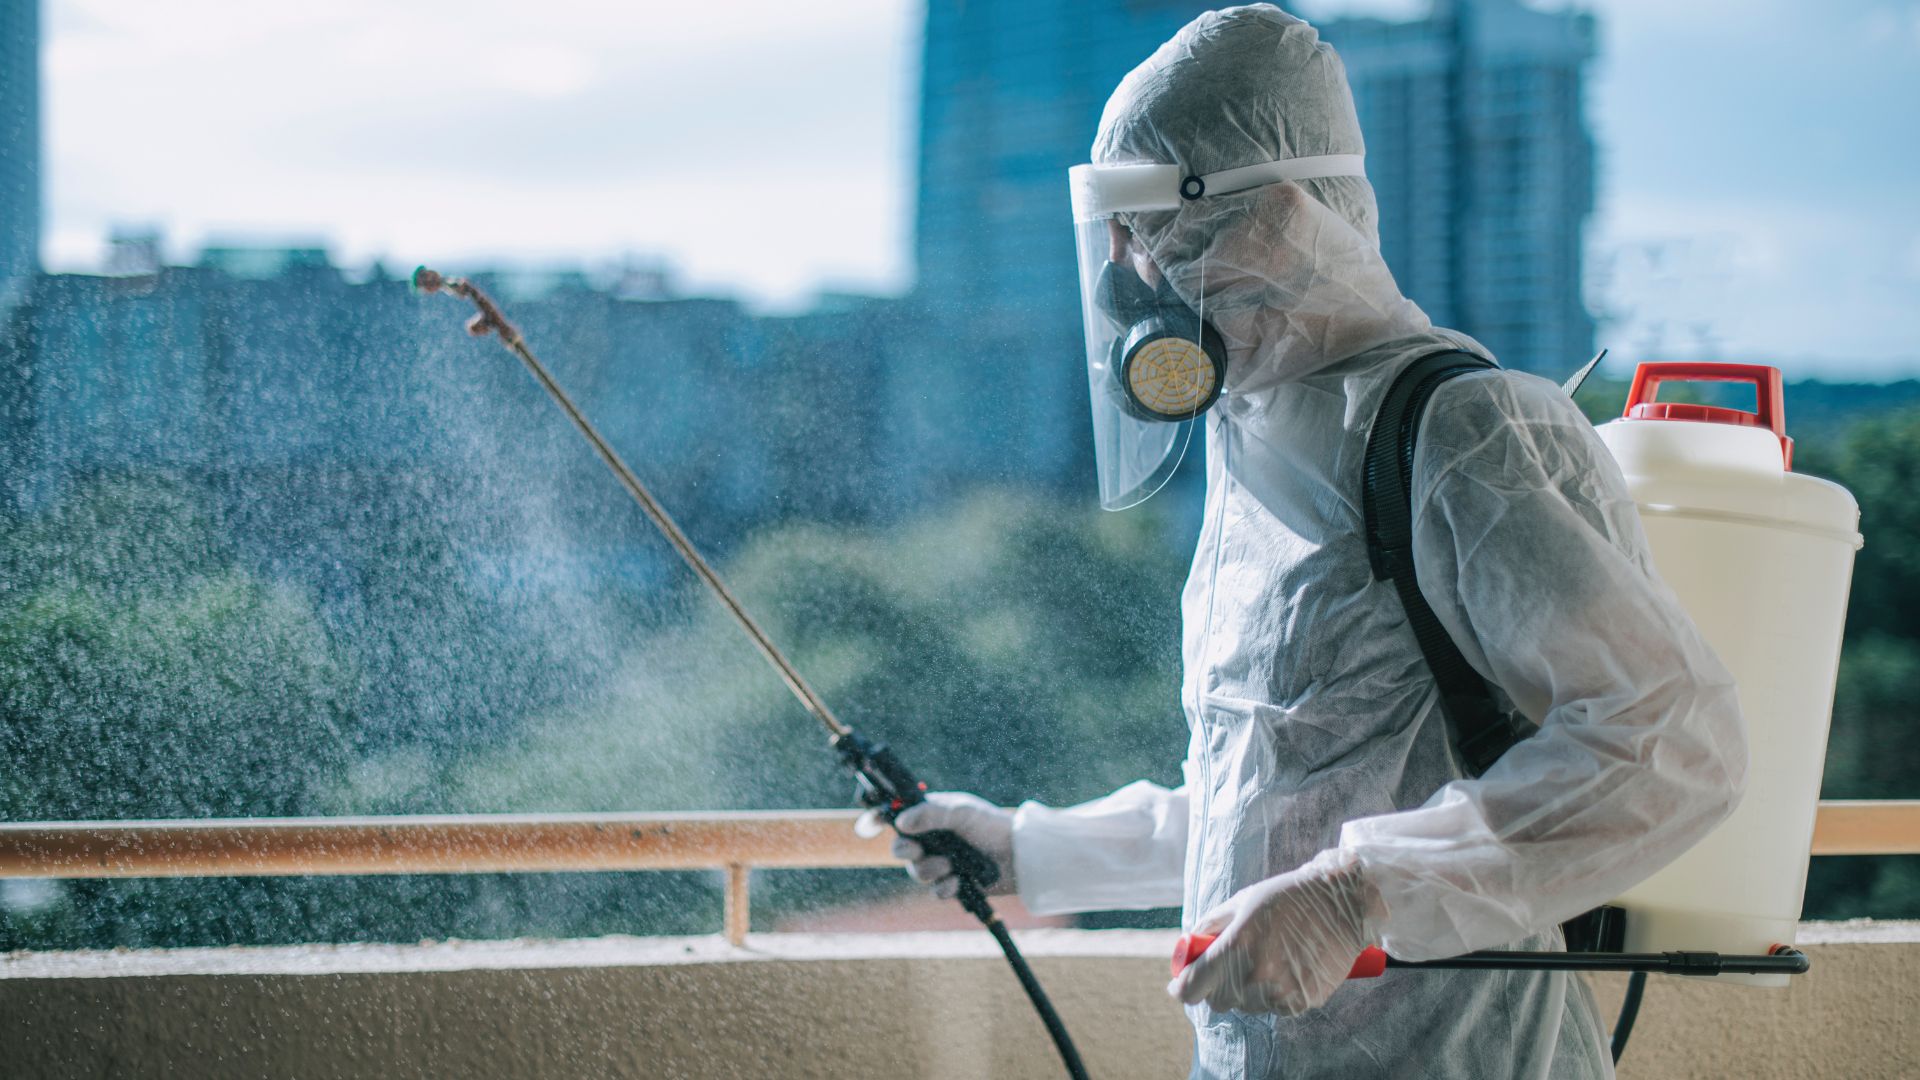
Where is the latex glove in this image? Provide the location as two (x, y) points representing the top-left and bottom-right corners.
(1169, 848), (1385, 1016)
(857, 791), (1015, 899)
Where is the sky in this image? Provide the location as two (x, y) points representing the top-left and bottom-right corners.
(36, 0), (1920, 377)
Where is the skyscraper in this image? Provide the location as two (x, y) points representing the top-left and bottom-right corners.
(910, 0), (1598, 433)
(1321, 0), (1597, 373)
(913, 0), (1212, 326)
(0, 0), (39, 311)
(909, 0), (1209, 495)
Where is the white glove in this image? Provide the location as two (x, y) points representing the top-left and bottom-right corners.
(1169, 848), (1386, 1016)
(857, 791), (1015, 899)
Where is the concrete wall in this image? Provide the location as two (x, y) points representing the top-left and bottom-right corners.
(2, 924), (1913, 1079)
(1598, 921), (1920, 1080)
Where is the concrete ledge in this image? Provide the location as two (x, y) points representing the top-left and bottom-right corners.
(3, 923), (1914, 1079)
(1590, 920), (1920, 1080)
(0, 926), (1178, 979)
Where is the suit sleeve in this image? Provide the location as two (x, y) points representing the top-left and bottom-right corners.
(1011, 780), (1189, 915)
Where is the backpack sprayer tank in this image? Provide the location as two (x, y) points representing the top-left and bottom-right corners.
(1596, 362), (1862, 987)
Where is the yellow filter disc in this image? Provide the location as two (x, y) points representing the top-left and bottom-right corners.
(1127, 337), (1218, 417)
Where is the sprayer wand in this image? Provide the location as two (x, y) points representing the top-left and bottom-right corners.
(413, 267), (1090, 1080)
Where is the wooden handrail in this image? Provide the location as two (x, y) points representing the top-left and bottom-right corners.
(0, 801), (1914, 882)
(1807, 800), (1920, 856)
(0, 802), (1913, 945)
(0, 810), (894, 880)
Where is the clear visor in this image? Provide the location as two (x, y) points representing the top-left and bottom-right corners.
(1072, 214), (1211, 511)
(1066, 156), (1368, 510)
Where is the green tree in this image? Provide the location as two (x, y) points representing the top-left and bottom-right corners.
(1795, 413), (1920, 919)
(421, 489), (1191, 925)
(434, 489), (1188, 813)
(0, 477), (356, 819)
(0, 476), (369, 950)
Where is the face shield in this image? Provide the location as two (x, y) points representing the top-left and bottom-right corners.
(1067, 155), (1368, 510)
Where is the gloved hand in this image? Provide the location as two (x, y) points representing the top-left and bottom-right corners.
(857, 791), (1016, 899)
(1168, 848), (1385, 1016)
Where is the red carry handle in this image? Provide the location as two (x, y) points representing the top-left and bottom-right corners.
(1622, 361), (1792, 469)
(1171, 933), (1389, 980)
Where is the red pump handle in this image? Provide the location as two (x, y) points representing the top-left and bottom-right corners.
(1623, 362), (1793, 469)
(1171, 933), (1389, 980)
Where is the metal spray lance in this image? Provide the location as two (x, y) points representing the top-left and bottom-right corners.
(412, 267), (1090, 1080)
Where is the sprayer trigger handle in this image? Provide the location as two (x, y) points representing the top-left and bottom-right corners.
(1170, 934), (1389, 980)
(910, 827), (1002, 891)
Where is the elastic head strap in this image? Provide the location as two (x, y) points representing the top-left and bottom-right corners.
(1179, 154), (1367, 202)
(1070, 153), (1367, 219)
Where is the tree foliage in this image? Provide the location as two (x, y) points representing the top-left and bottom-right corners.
(4, 405), (1914, 945)
(0, 477), (354, 819)
(424, 488), (1192, 932)
(1794, 414), (1920, 918)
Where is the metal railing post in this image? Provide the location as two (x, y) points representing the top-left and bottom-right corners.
(724, 864), (750, 946)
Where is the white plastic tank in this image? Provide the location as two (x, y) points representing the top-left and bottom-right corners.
(1595, 362), (1862, 987)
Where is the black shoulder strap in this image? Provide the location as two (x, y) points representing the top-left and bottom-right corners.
(1363, 350), (1537, 777)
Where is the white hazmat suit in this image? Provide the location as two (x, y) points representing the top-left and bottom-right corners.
(895, 7), (1747, 1077)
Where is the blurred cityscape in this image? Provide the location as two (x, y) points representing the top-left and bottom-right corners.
(0, 0), (1913, 946)
(5, 0), (1611, 525)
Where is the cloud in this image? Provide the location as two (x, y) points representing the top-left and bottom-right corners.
(1860, 4), (1920, 49)
(1593, 191), (1917, 366)
(42, 1), (916, 304)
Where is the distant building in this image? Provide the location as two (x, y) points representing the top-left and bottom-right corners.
(910, 0), (1599, 465)
(104, 227), (165, 278)
(1322, 0), (1598, 372)
(913, 0), (1209, 327)
(197, 242), (334, 280)
(0, 245), (906, 539)
(0, 0), (40, 311)
(908, 0), (1212, 499)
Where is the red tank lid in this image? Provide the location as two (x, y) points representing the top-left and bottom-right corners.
(1624, 362), (1794, 470)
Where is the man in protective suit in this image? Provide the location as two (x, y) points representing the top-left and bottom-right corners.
(880, 7), (1747, 1077)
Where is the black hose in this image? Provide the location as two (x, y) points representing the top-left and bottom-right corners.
(1610, 971), (1646, 1064)
(983, 913), (1093, 1080)
(956, 881), (1091, 1080)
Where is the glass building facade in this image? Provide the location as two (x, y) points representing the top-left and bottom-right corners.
(0, 0), (39, 311)
(908, 0), (1212, 496)
(1322, 0), (1598, 373)
(913, 0), (1598, 393)
(913, 0), (1210, 323)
